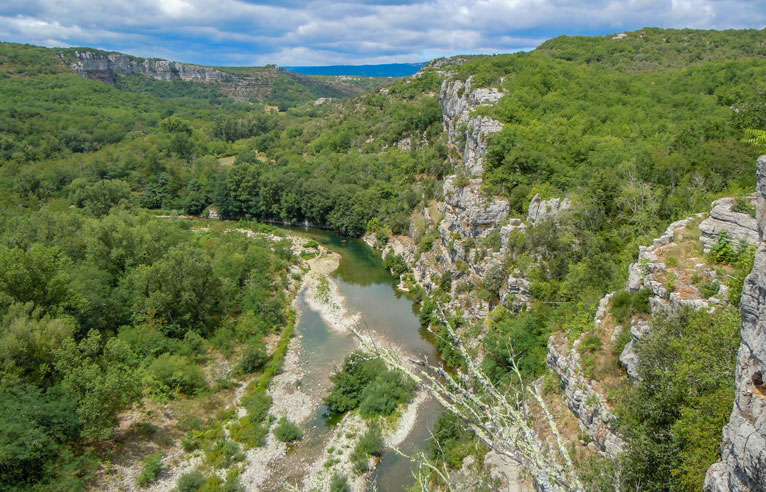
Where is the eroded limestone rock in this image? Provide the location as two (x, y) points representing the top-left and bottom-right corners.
(705, 155), (766, 492)
(699, 196), (758, 253)
(527, 194), (571, 225)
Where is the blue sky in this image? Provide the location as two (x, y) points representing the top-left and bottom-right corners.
(0, 1), (764, 66)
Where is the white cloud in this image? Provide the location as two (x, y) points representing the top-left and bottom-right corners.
(0, 0), (763, 65)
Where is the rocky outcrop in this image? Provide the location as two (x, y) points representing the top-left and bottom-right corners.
(67, 50), (231, 84)
(462, 116), (505, 176)
(441, 177), (510, 239)
(527, 194), (571, 225)
(441, 77), (504, 177)
(546, 294), (626, 458)
(63, 49), (368, 103)
(705, 155), (766, 492)
(699, 196), (758, 253)
(620, 214), (721, 380)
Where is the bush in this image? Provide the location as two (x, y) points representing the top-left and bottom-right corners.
(177, 470), (206, 492)
(383, 253), (408, 277)
(427, 413), (476, 469)
(205, 440), (244, 469)
(357, 424), (384, 456)
(698, 280), (720, 298)
(242, 390), (272, 423)
(325, 352), (415, 417)
(732, 196), (756, 217)
(618, 308), (740, 491)
(137, 453), (163, 487)
(330, 473), (350, 492)
(610, 289), (651, 324)
(272, 416), (302, 442)
(238, 344), (268, 374)
(350, 445), (370, 474)
(147, 353), (207, 397)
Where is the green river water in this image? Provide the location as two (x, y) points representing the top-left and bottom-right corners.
(282, 226), (443, 491)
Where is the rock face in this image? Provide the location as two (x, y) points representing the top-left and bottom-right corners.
(441, 77), (504, 177)
(546, 294), (626, 458)
(63, 50), (367, 103)
(527, 194), (572, 225)
(705, 155), (766, 492)
(441, 177), (510, 239)
(699, 196), (759, 253)
(68, 50), (230, 84)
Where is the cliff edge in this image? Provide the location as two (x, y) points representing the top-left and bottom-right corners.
(706, 155), (766, 491)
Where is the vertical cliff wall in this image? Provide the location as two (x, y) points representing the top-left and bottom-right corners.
(706, 155), (766, 492)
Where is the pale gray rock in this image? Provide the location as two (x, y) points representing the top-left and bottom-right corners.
(483, 451), (532, 492)
(620, 214), (710, 381)
(699, 196), (758, 253)
(463, 116), (504, 177)
(500, 218), (526, 253)
(547, 334), (625, 458)
(501, 274), (532, 310)
(68, 50), (232, 84)
(706, 155), (766, 492)
(441, 177), (509, 239)
(527, 194), (572, 225)
(440, 77), (505, 177)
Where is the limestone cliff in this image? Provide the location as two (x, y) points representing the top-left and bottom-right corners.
(441, 76), (504, 177)
(62, 49), (371, 103)
(705, 155), (766, 492)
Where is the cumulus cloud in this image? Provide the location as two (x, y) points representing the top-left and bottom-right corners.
(0, 0), (763, 65)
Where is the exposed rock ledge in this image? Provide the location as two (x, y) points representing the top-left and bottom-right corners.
(705, 155), (766, 492)
(699, 196), (758, 253)
(546, 294), (625, 458)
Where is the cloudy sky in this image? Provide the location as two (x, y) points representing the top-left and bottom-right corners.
(0, 0), (764, 66)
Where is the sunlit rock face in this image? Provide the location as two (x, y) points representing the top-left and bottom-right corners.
(699, 196), (759, 253)
(705, 155), (766, 492)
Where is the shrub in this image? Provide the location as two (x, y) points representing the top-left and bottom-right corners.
(383, 253), (408, 277)
(241, 390), (272, 423)
(177, 470), (206, 492)
(330, 473), (350, 492)
(147, 353), (207, 397)
(427, 413), (476, 469)
(325, 352), (415, 417)
(273, 416), (302, 442)
(350, 445), (369, 474)
(732, 196), (756, 217)
(580, 333), (602, 354)
(205, 440), (244, 469)
(356, 424), (384, 456)
(610, 289), (651, 324)
(698, 280), (720, 298)
(137, 453), (163, 487)
(238, 344), (268, 374)
(229, 417), (268, 449)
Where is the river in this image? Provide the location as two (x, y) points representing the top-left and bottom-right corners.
(281, 226), (443, 492)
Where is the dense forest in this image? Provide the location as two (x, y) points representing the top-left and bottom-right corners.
(1, 27), (765, 492)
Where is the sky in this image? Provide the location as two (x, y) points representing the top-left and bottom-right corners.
(0, 0), (764, 67)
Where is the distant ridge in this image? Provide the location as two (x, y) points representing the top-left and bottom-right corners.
(285, 62), (426, 77)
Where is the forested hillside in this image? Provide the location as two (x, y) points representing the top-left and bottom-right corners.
(1, 27), (765, 492)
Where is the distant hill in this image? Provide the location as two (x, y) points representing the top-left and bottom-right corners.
(42, 45), (387, 109)
(285, 62), (426, 77)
